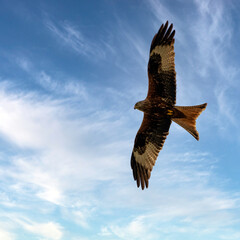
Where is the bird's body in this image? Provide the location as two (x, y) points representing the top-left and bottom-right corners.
(131, 21), (207, 190)
(134, 98), (183, 118)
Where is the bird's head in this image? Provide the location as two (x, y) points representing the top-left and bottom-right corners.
(134, 100), (148, 112)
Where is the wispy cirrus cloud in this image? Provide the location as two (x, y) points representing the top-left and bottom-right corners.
(1, 76), (239, 239)
(44, 18), (105, 58)
(192, 0), (240, 137)
(13, 55), (88, 99)
(99, 186), (240, 240)
(116, 19), (149, 69)
(0, 79), (240, 239)
(38, 70), (88, 98)
(0, 82), (129, 199)
(94, 149), (240, 239)
(148, 0), (240, 139)
(192, 0), (232, 75)
(1, 1), (240, 239)
(0, 82), (129, 237)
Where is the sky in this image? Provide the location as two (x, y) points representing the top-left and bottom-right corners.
(0, 0), (240, 239)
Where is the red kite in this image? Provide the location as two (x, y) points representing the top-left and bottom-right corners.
(131, 21), (207, 190)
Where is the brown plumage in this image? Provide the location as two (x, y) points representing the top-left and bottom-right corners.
(131, 21), (207, 190)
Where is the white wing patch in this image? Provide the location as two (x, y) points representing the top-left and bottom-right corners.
(133, 142), (159, 170)
(150, 45), (175, 72)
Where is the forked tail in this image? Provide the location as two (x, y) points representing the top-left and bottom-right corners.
(172, 103), (207, 140)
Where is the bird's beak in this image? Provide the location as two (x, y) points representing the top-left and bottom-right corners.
(134, 105), (136, 109)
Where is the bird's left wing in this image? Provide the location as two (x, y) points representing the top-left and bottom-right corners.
(131, 114), (171, 190)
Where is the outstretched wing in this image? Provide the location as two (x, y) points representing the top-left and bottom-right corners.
(131, 114), (171, 190)
(147, 21), (176, 105)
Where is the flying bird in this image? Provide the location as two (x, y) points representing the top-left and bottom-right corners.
(131, 21), (207, 190)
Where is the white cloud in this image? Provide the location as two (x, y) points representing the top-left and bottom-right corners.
(0, 228), (15, 240)
(64, 209), (92, 229)
(15, 218), (63, 240)
(108, 216), (150, 239)
(1, 85), (237, 239)
(95, 149), (240, 239)
(99, 226), (111, 236)
(0, 85), (129, 206)
(0, 90), (66, 149)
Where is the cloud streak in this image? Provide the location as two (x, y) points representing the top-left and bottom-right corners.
(45, 18), (105, 58)
(148, 0), (240, 140)
(15, 218), (63, 240)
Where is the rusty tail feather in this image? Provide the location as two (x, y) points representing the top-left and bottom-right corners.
(172, 103), (207, 140)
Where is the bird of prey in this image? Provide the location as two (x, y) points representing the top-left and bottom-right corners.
(131, 21), (207, 190)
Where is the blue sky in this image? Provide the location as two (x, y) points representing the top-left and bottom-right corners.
(0, 0), (240, 239)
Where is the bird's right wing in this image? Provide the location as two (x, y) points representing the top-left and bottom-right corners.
(131, 114), (171, 190)
(147, 21), (176, 105)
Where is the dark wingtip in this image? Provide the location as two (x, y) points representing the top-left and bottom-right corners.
(169, 29), (175, 40)
(161, 21), (168, 35)
(131, 150), (151, 190)
(136, 177), (140, 188)
(150, 21), (175, 52)
(145, 180), (149, 189)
